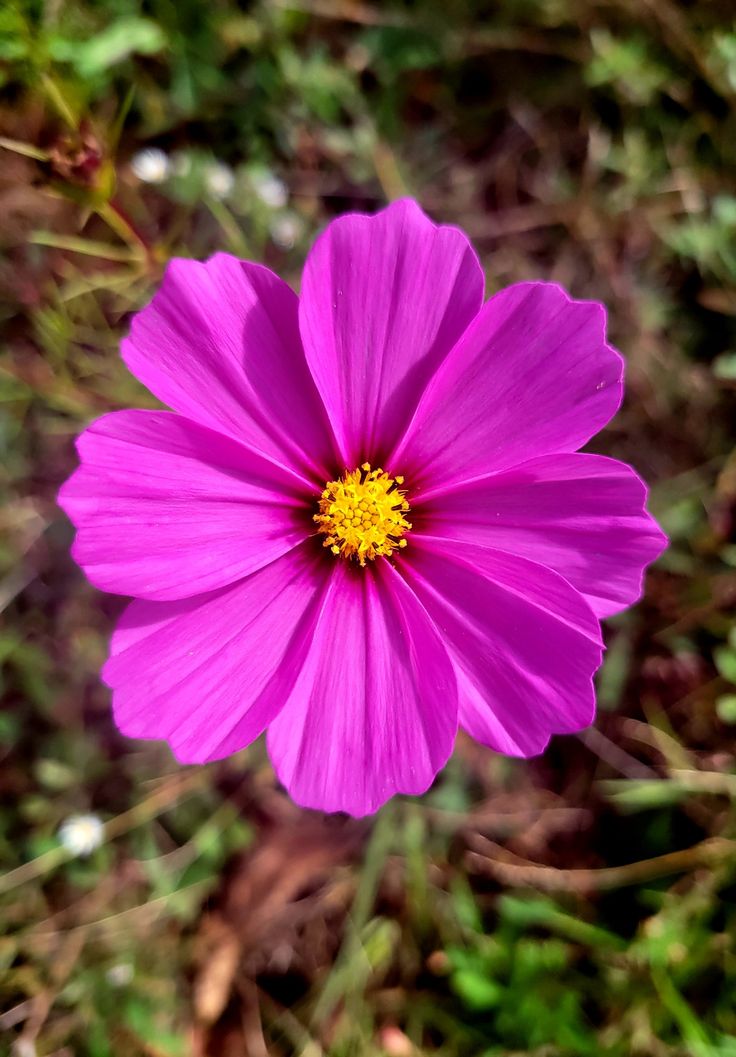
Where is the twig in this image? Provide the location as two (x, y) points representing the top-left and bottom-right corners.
(269, 0), (407, 26)
(466, 836), (733, 893)
(97, 199), (154, 262)
(577, 726), (659, 779)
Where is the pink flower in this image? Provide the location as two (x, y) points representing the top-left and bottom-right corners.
(59, 199), (666, 817)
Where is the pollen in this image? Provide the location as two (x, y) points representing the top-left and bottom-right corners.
(314, 463), (411, 566)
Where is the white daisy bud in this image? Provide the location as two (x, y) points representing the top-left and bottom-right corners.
(252, 171), (288, 209)
(204, 161), (235, 200)
(130, 147), (170, 184)
(58, 813), (104, 857)
(106, 962), (134, 987)
(270, 212), (303, 249)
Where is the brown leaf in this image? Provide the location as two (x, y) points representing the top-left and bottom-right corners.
(193, 915), (241, 1026)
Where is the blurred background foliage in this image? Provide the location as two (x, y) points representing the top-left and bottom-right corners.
(2, 0), (736, 1054)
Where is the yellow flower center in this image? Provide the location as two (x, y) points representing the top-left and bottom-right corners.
(314, 463), (412, 566)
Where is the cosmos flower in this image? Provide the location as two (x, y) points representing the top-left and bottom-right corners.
(59, 199), (666, 817)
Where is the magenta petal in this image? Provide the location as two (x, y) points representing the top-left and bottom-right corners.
(418, 453), (667, 618)
(298, 199), (484, 467)
(58, 410), (312, 601)
(121, 254), (336, 480)
(401, 537), (603, 757)
(266, 559), (458, 817)
(104, 544), (328, 763)
(392, 282), (623, 495)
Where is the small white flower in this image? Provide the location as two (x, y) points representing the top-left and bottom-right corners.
(270, 212), (303, 249)
(204, 161), (235, 200)
(130, 147), (170, 184)
(58, 813), (104, 857)
(106, 962), (134, 987)
(252, 171), (288, 209)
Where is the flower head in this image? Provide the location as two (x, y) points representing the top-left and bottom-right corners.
(58, 813), (104, 856)
(270, 211), (303, 249)
(314, 463), (411, 564)
(59, 199), (666, 817)
(203, 160), (235, 200)
(130, 147), (170, 184)
(251, 169), (289, 208)
(106, 962), (134, 987)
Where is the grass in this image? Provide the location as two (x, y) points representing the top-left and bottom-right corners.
(2, 0), (736, 1053)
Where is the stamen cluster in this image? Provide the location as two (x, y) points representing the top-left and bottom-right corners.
(314, 463), (411, 566)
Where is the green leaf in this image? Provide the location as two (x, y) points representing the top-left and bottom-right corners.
(716, 694), (736, 724)
(452, 969), (504, 1010)
(599, 778), (689, 810)
(714, 645), (736, 683)
(713, 353), (736, 380)
(50, 18), (167, 78)
(499, 895), (626, 950)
